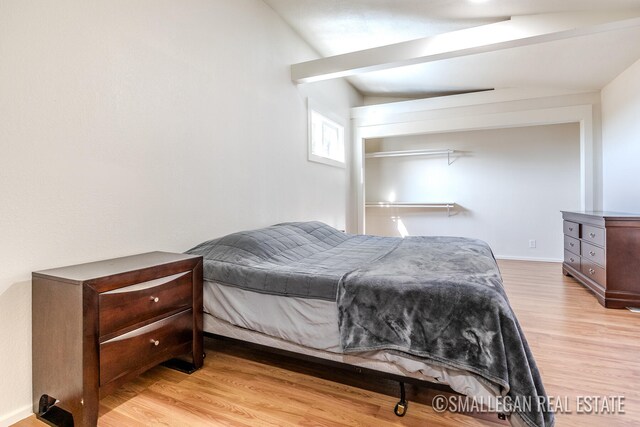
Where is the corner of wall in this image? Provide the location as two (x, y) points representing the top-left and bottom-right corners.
(0, 404), (33, 427)
(601, 56), (640, 212)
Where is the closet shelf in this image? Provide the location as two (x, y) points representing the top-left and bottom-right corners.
(365, 149), (455, 164)
(365, 202), (455, 216)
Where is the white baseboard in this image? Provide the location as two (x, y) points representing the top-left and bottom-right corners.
(495, 255), (563, 263)
(0, 404), (33, 427)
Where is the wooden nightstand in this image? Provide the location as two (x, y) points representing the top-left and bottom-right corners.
(32, 251), (203, 426)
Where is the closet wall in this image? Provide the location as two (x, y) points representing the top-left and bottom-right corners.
(364, 123), (581, 261)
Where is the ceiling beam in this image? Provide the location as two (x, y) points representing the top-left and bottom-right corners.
(291, 10), (640, 84)
(351, 88), (598, 120)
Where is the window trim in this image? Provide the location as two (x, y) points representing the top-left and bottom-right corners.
(307, 99), (346, 168)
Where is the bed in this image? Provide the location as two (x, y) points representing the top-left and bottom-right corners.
(186, 221), (554, 427)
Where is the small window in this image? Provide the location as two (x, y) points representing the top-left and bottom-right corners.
(308, 99), (345, 168)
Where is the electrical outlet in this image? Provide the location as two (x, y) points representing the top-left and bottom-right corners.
(529, 240), (536, 248)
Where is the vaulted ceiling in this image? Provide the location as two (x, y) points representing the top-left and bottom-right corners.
(265, 0), (640, 98)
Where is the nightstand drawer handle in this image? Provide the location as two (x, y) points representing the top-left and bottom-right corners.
(150, 296), (159, 303)
(151, 339), (160, 346)
(570, 257), (575, 262)
(569, 227), (574, 231)
(589, 232), (596, 238)
(589, 251), (596, 256)
(589, 268), (595, 275)
(569, 242), (575, 247)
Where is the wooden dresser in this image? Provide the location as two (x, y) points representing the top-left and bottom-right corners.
(562, 211), (640, 308)
(32, 252), (203, 426)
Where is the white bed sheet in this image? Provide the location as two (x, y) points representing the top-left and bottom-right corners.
(203, 280), (499, 401)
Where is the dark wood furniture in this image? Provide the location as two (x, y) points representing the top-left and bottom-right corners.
(562, 211), (640, 308)
(32, 251), (203, 426)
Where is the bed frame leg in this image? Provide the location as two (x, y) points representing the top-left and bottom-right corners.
(393, 382), (408, 417)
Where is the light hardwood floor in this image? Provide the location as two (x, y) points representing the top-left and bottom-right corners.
(15, 260), (640, 426)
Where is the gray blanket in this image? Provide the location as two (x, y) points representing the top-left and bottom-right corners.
(187, 221), (398, 300)
(187, 222), (553, 427)
(338, 235), (553, 427)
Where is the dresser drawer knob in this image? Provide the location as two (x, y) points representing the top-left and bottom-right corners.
(569, 242), (574, 247)
(589, 232), (596, 238)
(589, 251), (596, 256)
(151, 339), (160, 346)
(569, 227), (574, 232)
(589, 268), (595, 275)
(150, 296), (159, 303)
(570, 258), (575, 262)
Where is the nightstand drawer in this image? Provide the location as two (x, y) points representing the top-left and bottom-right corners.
(581, 259), (606, 287)
(582, 225), (605, 247)
(563, 221), (579, 238)
(99, 271), (192, 338)
(100, 310), (193, 386)
(581, 241), (605, 267)
(564, 235), (580, 255)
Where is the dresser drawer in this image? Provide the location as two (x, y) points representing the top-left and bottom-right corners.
(563, 221), (579, 238)
(581, 242), (605, 267)
(99, 271), (192, 338)
(582, 225), (605, 247)
(100, 310), (193, 386)
(564, 235), (580, 255)
(564, 250), (580, 271)
(581, 259), (606, 287)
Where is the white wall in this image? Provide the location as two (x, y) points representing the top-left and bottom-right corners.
(602, 57), (640, 212)
(365, 124), (581, 261)
(0, 0), (360, 423)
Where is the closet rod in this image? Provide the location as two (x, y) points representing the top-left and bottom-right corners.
(365, 149), (454, 159)
(365, 202), (455, 216)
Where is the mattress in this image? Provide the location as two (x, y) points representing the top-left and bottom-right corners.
(203, 280), (498, 401)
